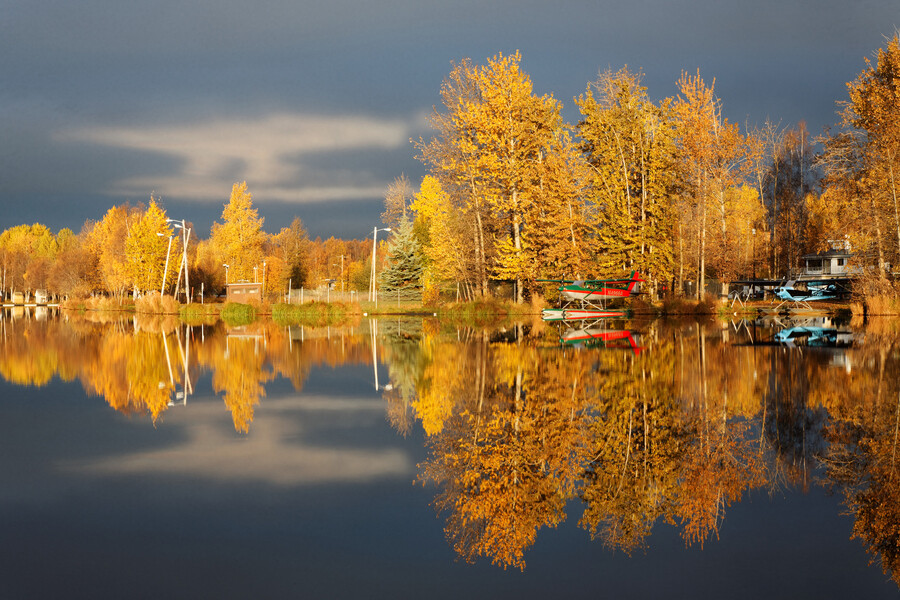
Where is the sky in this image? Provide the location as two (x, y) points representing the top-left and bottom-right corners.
(1, 0), (898, 240)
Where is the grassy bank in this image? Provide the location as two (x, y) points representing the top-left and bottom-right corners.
(271, 301), (361, 326)
(432, 299), (540, 328)
(60, 296), (134, 313)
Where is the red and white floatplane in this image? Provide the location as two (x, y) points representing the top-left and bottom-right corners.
(538, 271), (645, 354)
(538, 271), (644, 321)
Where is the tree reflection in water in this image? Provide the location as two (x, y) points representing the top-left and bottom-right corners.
(2, 310), (900, 582)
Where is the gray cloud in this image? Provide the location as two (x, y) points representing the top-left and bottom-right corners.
(2, 0), (898, 236)
(59, 111), (423, 203)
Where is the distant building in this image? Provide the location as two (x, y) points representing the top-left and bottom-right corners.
(226, 282), (262, 303)
(799, 249), (855, 278)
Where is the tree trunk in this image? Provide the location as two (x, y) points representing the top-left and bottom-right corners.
(698, 176), (707, 301)
(512, 189), (523, 304)
(890, 160), (900, 266)
(470, 178), (489, 297)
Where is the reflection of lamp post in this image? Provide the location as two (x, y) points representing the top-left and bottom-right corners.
(369, 227), (391, 302)
(157, 232), (174, 295)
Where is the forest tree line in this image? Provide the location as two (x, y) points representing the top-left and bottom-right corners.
(0, 182), (374, 301)
(404, 35), (900, 301)
(2, 34), (899, 303)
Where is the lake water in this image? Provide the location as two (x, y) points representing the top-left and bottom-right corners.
(1, 308), (899, 599)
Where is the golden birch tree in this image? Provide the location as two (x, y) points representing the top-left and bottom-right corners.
(88, 204), (144, 300)
(838, 33), (900, 275)
(209, 181), (265, 283)
(418, 52), (583, 302)
(417, 58), (493, 297)
(673, 70), (747, 298)
(576, 67), (678, 292)
(125, 198), (172, 294)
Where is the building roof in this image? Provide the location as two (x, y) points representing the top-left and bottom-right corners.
(801, 249), (853, 259)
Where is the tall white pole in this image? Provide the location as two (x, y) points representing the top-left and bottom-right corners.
(183, 224), (191, 304)
(161, 235), (173, 295)
(370, 226), (377, 302)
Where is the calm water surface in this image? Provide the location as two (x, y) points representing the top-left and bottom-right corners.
(1, 309), (899, 599)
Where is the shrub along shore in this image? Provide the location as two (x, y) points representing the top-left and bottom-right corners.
(54, 291), (878, 326)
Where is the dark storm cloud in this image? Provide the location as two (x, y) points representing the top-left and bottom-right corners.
(1, 0), (897, 236)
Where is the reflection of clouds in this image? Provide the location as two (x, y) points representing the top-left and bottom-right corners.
(59, 112), (416, 203)
(71, 395), (414, 485)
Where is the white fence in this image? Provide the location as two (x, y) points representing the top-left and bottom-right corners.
(285, 289), (363, 304)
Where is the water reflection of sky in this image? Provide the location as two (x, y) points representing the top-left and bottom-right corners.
(1, 316), (899, 599)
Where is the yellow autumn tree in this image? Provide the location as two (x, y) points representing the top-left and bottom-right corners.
(418, 52), (585, 302)
(821, 33), (900, 279)
(88, 204), (144, 301)
(576, 66), (678, 289)
(0, 223), (61, 293)
(470, 52), (566, 303)
(125, 197), (173, 294)
(210, 182), (266, 283)
(673, 70), (748, 298)
(410, 176), (467, 301)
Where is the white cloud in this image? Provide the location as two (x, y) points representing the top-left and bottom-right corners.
(59, 112), (417, 203)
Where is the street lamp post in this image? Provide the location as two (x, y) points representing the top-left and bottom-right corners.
(369, 227), (391, 302)
(157, 232), (174, 295)
(167, 218), (191, 303)
(752, 228), (757, 281)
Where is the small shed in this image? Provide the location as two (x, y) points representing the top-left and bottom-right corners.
(226, 282), (262, 303)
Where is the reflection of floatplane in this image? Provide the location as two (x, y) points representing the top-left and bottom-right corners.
(774, 325), (854, 347)
(538, 271), (643, 321)
(560, 326), (644, 354)
(541, 308), (628, 321)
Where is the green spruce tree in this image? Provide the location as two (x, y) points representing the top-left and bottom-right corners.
(379, 216), (425, 301)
